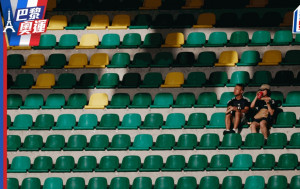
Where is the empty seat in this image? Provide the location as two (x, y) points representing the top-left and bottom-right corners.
(227, 31), (249, 46)
(110, 177), (130, 189)
(237, 50), (260, 66)
(139, 0), (161, 9)
(182, 0), (203, 9)
(182, 32), (206, 47)
(97, 114), (120, 130)
(283, 91), (300, 106)
(221, 176), (242, 189)
(20, 178), (41, 189)
(129, 14), (152, 29)
(173, 52), (195, 67)
(150, 93), (173, 108)
(42, 94), (65, 109)
(281, 50), (300, 65)
(47, 15), (67, 30)
(151, 14), (173, 29)
(272, 70), (294, 86)
(84, 93), (108, 109)
(64, 93), (87, 109)
(31, 114), (55, 130)
(97, 34), (120, 49)
(118, 155), (141, 172)
(20, 94), (44, 109)
(140, 155), (163, 172)
(132, 177), (152, 189)
(74, 114), (98, 130)
(73, 156), (97, 172)
(65, 177), (85, 189)
(75, 73), (98, 89)
(267, 175), (288, 189)
(42, 135), (65, 151)
(140, 113), (163, 129)
(185, 113), (207, 129)
(130, 134), (153, 150)
(10, 74), (34, 89)
(195, 92), (217, 108)
(29, 156), (53, 172)
(65, 15), (89, 30)
(96, 156), (119, 172)
(107, 53), (130, 68)
(244, 176), (265, 189)
(7, 115), (11, 127)
(216, 92), (235, 108)
(207, 154), (230, 171)
(162, 155), (185, 171)
(177, 177), (197, 189)
(52, 114), (76, 130)
(151, 52), (173, 67)
(215, 51), (238, 67)
(290, 175), (300, 189)
(86, 135), (109, 151)
(273, 112), (296, 128)
(31, 73), (55, 89)
(280, 11), (293, 26)
(228, 154), (253, 171)
(108, 134), (131, 150)
(271, 30), (293, 46)
(204, 32), (227, 47)
(107, 14), (130, 29)
(20, 135), (43, 151)
(199, 176), (219, 189)
(119, 73), (141, 88)
(107, 93), (130, 109)
(249, 71), (272, 86)
(129, 52), (152, 68)
(227, 71), (250, 87)
(184, 154), (208, 171)
(119, 113), (141, 130)
(261, 12), (282, 27)
(96, 73), (119, 88)
(264, 133), (287, 149)
(206, 112), (226, 129)
(182, 72), (206, 88)
(55, 34), (78, 49)
(241, 133), (265, 149)
(87, 15), (109, 30)
(7, 135), (21, 151)
(64, 135), (87, 151)
(43, 54), (67, 69)
(152, 134), (175, 150)
(53, 73), (76, 89)
(173, 93), (195, 108)
(51, 156), (75, 172)
(129, 93), (152, 108)
(140, 72), (162, 88)
(193, 13), (216, 28)
(65, 53), (88, 68)
(119, 33), (141, 48)
(22, 54), (45, 69)
(274, 153), (298, 170)
(195, 51), (217, 67)
(43, 177), (63, 189)
(219, 133), (242, 149)
(33, 34), (56, 49)
(75, 34), (99, 49)
(162, 113), (185, 129)
(287, 133), (300, 149)
(86, 53), (109, 68)
(173, 14), (195, 28)
(161, 32), (184, 48)
(7, 54), (24, 69)
(161, 72), (184, 88)
(173, 134), (197, 150)
(140, 33), (163, 48)
(10, 114), (33, 130)
(87, 177), (107, 189)
(249, 31), (271, 46)
(217, 12), (239, 27)
(8, 156), (31, 173)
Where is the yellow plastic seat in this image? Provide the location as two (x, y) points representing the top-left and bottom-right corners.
(107, 15), (130, 29)
(161, 72), (184, 88)
(47, 15), (67, 30)
(215, 51), (238, 67)
(246, 0), (268, 7)
(32, 73), (55, 89)
(139, 0), (161, 9)
(86, 53), (109, 68)
(280, 12), (293, 27)
(75, 34), (99, 49)
(161, 32), (184, 48)
(258, 50), (282, 66)
(84, 93), (108, 109)
(47, 0), (56, 11)
(182, 0), (204, 9)
(11, 46), (32, 50)
(64, 54), (88, 68)
(193, 13), (216, 28)
(21, 54), (45, 69)
(86, 15), (109, 30)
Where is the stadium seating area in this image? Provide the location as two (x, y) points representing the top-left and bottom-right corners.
(7, 0), (300, 187)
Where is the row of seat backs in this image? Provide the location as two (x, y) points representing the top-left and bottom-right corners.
(7, 132), (300, 152)
(7, 174), (300, 189)
(7, 50), (300, 70)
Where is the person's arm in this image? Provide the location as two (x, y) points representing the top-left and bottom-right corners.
(250, 95), (258, 109)
(265, 98), (275, 116)
(241, 106), (249, 113)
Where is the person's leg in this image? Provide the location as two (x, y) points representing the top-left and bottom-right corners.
(233, 111), (241, 130)
(225, 113), (232, 130)
(260, 120), (268, 139)
(250, 121), (260, 133)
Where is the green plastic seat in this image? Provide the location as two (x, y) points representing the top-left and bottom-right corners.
(184, 154), (208, 171)
(196, 133), (220, 150)
(244, 176), (265, 189)
(129, 52), (152, 68)
(274, 153), (298, 170)
(241, 133), (264, 149)
(271, 91), (284, 103)
(10, 114), (33, 130)
(271, 30), (293, 46)
(140, 73), (163, 88)
(8, 54), (24, 69)
(75, 73), (98, 89)
(263, 133), (287, 149)
(119, 33), (141, 48)
(150, 93), (173, 108)
(273, 112), (296, 128)
(173, 93), (195, 108)
(151, 52), (173, 67)
(206, 113), (226, 129)
(281, 50), (300, 65)
(96, 156), (119, 172)
(118, 155), (141, 172)
(33, 34), (56, 49)
(295, 72), (300, 86)
(43, 177), (63, 189)
(249, 31), (271, 46)
(20, 135), (43, 151)
(194, 92), (217, 108)
(29, 156), (53, 172)
(20, 94), (44, 109)
(73, 156), (97, 172)
(182, 32), (206, 47)
(42, 135), (65, 151)
(154, 177), (174, 189)
(162, 113), (185, 129)
(31, 114), (54, 130)
(87, 177), (107, 189)
(128, 93), (151, 109)
(226, 71), (250, 87)
(96, 73), (119, 88)
(272, 71), (294, 86)
(140, 155), (163, 172)
(7, 178), (19, 189)
(182, 72), (206, 88)
(97, 34), (120, 49)
(151, 14), (173, 29)
(86, 135), (109, 151)
(140, 33), (163, 48)
(227, 31), (249, 46)
(51, 156), (75, 172)
(228, 154), (253, 171)
(42, 94), (65, 109)
(194, 51), (217, 67)
(174, 13), (195, 28)
(216, 92), (235, 108)
(8, 156), (31, 173)
(129, 14), (152, 29)
(129, 134), (153, 150)
(65, 177), (85, 189)
(65, 15), (89, 30)
(74, 114), (98, 130)
(53, 73), (76, 89)
(119, 73), (141, 88)
(20, 178), (41, 189)
(97, 114), (120, 130)
(199, 176), (219, 189)
(10, 74), (34, 89)
(63, 93), (87, 109)
(7, 115), (11, 128)
(249, 71), (272, 86)
(219, 133), (242, 149)
(7, 135), (21, 151)
(152, 134), (175, 150)
(206, 71), (228, 87)
(252, 154), (275, 170)
(44, 54), (67, 69)
(118, 113), (141, 130)
(108, 134), (131, 150)
(107, 53), (130, 68)
(292, 34), (300, 45)
(55, 34), (78, 49)
(204, 32), (227, 47)
(162, 155), (185, 171)
(173, 134), (197, 150)
(290, 175), (300, 189)
(287, 133), (300, 149)
(132, 177), (152, 189)
(221, 176), (242, 189)
(267, 175), (288, 189)
(283, 91), (300, 107)
(185, 113), (207, 129)
(64, 135), (87, 151)
(107, 93), (130, 109)
(243, 91), (256, 102)
(7, 74), (13, 89)
(177, 177), (197, 189)
(110, 177), (130, 189)
(52, 114), (76, 130)
(173, 52), (195, 67)
(7, 94), (22, 109)
(237, 50), (260, 66)
(207, 154), (230, 171)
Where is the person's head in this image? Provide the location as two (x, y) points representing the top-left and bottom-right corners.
(233, 84), (245, 96)
(259, 84), (271, 97)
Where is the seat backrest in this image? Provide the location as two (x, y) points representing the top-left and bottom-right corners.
(208, 32), (227, 45)
(251, 31), (271, 44)
(78, 34), (99, 47)
(262, 50), (282, 63)
(153, 93), (173, 106)
(90, 15), (109, 27)
(35, 73), (55, 87)
(26, 54), (45, 67)
(218, 51), (238, 64)
(122, 33), (141, 46)
(196, 13), (216, 25)
(186, 32), (206, 45)
(164, 72), (184, 85)
(164, 32), (184, 45)
(58, 34), (78, 47)
(101, 34), (120, 46)
(68, 53), (88, 67)
(112, 14), (130, 26)
(90, 53), (109, 66)
(87, 93), (108, 107)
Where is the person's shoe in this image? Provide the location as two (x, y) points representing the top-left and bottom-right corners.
(230, 129), (236, 133)
(223, 130), (232, 135)
(264, 139), (268, 145)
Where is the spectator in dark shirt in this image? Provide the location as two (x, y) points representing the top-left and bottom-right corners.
(224, 84), (250, 135)
(250, 84), (276, 139)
